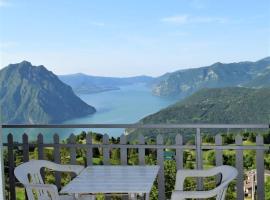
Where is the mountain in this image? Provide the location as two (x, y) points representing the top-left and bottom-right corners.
(152, 57), (270, 98)
(244, 71), (270, 88)
(0, 61), (96, 124)
(59, 73), (154, 94)
(128, 87), (270, 140)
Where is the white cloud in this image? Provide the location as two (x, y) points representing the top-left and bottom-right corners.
(161, 15), (189, 24)
(161, 15), (228, 25)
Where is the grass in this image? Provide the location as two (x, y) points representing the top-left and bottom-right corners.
(15, 187), (25, 200)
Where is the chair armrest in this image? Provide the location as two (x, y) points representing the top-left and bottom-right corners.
(178, 169), (221, 178)
(29, 160), (85, 175)
(174, 168), (221, 190)
(51, 163), (84, 175)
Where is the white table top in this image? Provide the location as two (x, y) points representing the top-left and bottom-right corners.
(60, 165), (160, 194)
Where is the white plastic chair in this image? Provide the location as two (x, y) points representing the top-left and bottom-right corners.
(14, 160), (94, 200)
(171, 165), (238, 200)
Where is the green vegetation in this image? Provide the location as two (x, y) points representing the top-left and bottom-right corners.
(128, 87), (270, 140)
(5, 131), (270, 200)
(151, 57), (270, 97)
(0, 61), (96, 124)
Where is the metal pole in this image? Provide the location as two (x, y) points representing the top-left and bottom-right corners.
(0, 125), (5, 200)
(196, 128), (203, 191)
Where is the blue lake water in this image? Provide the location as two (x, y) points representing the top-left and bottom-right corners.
(3, 84), (177, 142)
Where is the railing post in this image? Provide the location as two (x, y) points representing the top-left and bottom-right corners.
(0, 125), (5, 200)
(22, 133), (29, 200)
(103, 134), (110, 165)
(138, 135), (145, 165)
(215, 134), (223, 166)
(256, 135), (265, 200)
(120, 135), (128, 200)
(235, 135), (244, 200)
(22, 133), (29, 163)
(120, 135), (127, 165)
(157, 134), (165, 200)
(196, 128), (203, 191)
(8, 134), (15, 200)
(69, 134), (77, 179)
(37, 133), (45, 180)
(175, 134), (183, 170)
(103, 134), (110, 200)
(53, 134), (61, 189)
(215, 134), (223, 184)
(69, 134), (77, 165)
(86, 134), (93, 166)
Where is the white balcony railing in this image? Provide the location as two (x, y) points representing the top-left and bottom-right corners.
(1, 124), (270, 200)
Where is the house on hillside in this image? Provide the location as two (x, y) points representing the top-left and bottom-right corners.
(244, 169), (270, 199)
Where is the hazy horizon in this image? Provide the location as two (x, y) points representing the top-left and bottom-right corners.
(1, 56), (269, 78)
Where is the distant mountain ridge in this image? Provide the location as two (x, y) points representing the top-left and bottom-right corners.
(0, 61), (96, 124)
(145, 87), (270, 124)
(59, 73), (154, 94)
(152, 57), (270, 98)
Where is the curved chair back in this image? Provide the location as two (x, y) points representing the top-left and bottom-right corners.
(14, 160), (84, 200)
(15, 160), (46, 185)
(209, 165), (238, 200)
(172, 165), (238, 200)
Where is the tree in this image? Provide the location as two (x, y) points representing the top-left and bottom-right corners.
(266, 177), (270, 200)
(205, 150), (215, 166)
(164, 160), (177, 199)
(111, 149), (120, 164)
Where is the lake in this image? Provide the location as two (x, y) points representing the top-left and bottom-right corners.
(3, 83), (177, 142)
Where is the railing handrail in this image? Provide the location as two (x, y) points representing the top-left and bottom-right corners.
(3, 143), (269, 150)
(2, 123), (270, 129)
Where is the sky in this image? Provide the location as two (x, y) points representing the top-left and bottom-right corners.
(0, 0), (269, 77)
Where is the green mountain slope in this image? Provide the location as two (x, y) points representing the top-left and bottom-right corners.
(152, 57), (270, 97)
(59, 73), (154, 94)
(128, 87), (270, 139)
(244, 72), (270, 88)
(0, 61), (96, 124)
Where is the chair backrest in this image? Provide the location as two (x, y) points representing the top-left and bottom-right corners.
(173, 165), (238, 200)
(14, 160), (49, 185)
(14, 160), (74, 200)
(15, 159), (84, 184)
(210, 165), (238, 200)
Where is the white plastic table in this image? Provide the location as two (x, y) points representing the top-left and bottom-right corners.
(60, 165), (160, 200)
